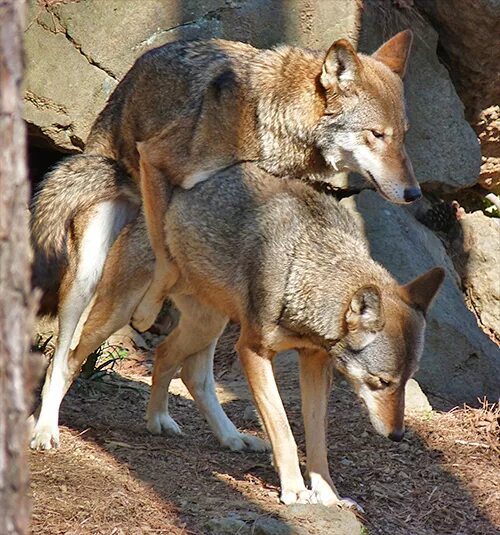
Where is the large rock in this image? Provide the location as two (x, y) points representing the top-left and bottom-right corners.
(358, 0), (481, 193)
(341, 190), (500, 404)
(405, 378), (432, 414)
(24, 5), (117, 151)
(23, 0), (361, 152)
(452, 211), (500, 341)
(415, 0), (500, 192)
(476, 106), (500, 192)
(206, 506), (363, 535)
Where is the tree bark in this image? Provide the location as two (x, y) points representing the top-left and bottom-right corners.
(0, 1), (38, 533)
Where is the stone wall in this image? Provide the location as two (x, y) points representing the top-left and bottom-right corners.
(415, 0), (500, 192)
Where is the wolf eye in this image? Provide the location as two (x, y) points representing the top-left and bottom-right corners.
(371, 130), (384, 139)
(378, 377), (392, 388)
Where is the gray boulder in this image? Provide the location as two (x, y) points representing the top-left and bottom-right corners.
(405, 378), (433, 414)
(452, 211), (500, 341)
(281, 504), (362, 535)
(341, 190), (500, 404)
(415, 0), (500, 192)
(206, 516), (250, 535)
(358, 0), (481, 192)
(206, 506), (363, 535)
(24, 4), (117, 151)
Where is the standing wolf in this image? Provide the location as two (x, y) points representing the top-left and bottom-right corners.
(30, 160), (443, 506)
(32, 30), (419, 334)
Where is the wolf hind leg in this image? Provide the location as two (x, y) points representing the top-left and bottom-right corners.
(180, 342), (269, 452)
(31, 200), (132, 450)
(146, 295), (225, 435)
(130, 258), (178, 332)
(131, 143), (179, 332)
(148, 295), (266, 451)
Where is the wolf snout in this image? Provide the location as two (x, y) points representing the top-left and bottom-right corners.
(403, 186), (422, 203)
(388, 429), (405, 442)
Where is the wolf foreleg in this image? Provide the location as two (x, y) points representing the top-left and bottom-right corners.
(299, 348), (364, 512)
(237, 335), (315, 505)
(299, 349), (342, 505)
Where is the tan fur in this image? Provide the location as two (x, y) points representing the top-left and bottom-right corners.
(78, 31), (420, 331)
(31, 158), (444, 505)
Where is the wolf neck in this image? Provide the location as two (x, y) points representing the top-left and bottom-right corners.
(250, 46), (331, 179)
(281, 244), (389, 345)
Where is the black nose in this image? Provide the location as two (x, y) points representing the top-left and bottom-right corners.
(388, 429), (405, 442)
(403, 186), (422, 203)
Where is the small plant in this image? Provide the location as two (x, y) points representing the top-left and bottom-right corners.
(80, 343), (129, 379)
(421, 409), (434, 421)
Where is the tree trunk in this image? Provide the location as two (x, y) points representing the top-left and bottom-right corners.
(0, 1), (38, 533)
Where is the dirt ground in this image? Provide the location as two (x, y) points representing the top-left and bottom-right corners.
(30, 328), (500, 535)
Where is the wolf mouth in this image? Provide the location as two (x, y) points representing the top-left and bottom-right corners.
(366, 170), (384, 196)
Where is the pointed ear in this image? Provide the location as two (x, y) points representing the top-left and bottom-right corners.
(346, 285), (385, 333)
(372, 29), (413, 78)
(321, 39), (361, 90)
(399, 267), (445, 314)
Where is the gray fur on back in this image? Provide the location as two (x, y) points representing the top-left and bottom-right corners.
(167, 163), (393, 337)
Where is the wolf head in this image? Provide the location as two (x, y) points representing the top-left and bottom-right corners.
(315, 30), (421, 204)
(333, 267), (444, 441)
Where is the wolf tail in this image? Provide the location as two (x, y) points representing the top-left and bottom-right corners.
(31, 154), (139, 316)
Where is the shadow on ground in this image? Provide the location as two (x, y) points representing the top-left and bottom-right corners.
(29, 352), (499, 535)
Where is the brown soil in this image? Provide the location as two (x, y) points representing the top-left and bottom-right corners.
(30, 334), (500, 535)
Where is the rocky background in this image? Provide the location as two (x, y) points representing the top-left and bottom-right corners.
(24, 0), (499, 405)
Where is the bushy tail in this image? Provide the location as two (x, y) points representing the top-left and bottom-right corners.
(31, 154), (139, 315)
(31, 154), (138, 258)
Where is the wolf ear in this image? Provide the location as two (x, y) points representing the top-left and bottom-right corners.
(372, 29), (413, 78)
(346, 285), (385, 333)
(399, 267), (445, 314)
(321, 39), (361, 90)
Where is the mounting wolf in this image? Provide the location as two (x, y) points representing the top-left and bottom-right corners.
(71, 29), (419, 330)
(30, 157), (443, 506)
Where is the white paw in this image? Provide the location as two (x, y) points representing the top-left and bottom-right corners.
(30, 424), (60, 451)
(309, 488), (342, 507)
(221, 433), (270, 452)
(339, 497), (365, 514)
(131, 302), (159, 333)
(132, 277), (167, 332)
(280, 488), (316, 505)
(146, 412), (182, 436)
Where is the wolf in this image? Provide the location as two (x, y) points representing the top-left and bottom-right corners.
(64, 30), (418, 331)
(30, 158), (443, 507)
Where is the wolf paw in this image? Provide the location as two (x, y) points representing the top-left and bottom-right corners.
(30, 424), (60, 451)
(309, 489), (343, 507)
(131, 300), (161, 332)
(146, 412), (182, 436)
(130, 282), (165, 332)
(280, 488), (316, 505)
(339, 497), (365, 514)
(221, 433), (270, 452)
